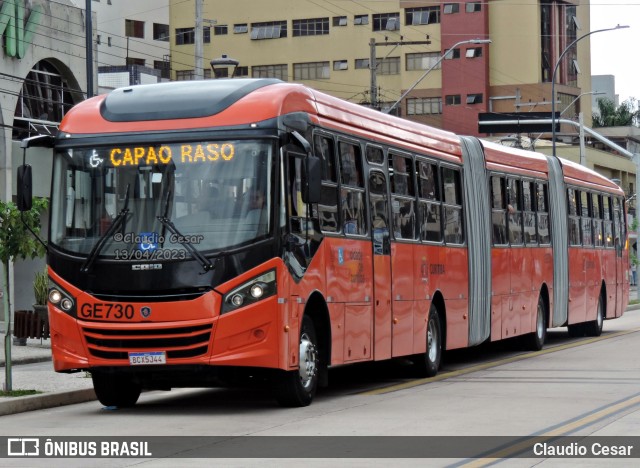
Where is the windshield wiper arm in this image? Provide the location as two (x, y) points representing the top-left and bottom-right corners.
(155, 215), (216, 273)
(80, 184), (131, 274)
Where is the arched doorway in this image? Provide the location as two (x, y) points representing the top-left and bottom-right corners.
(12, 59), (84, 140)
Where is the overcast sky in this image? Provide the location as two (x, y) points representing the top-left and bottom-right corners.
(590, 0), (639, 104)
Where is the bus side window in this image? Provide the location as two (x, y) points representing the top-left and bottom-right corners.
(523, 180), (537, 245)
(339, 141), (366, 235)
(490, 175), (507, 245)
(390, 154), (416, 240)
(507, 177), (523, 245)
(418, 160), (442, 242)
(604, 195), (614, 248)
(580, 190), (593, 246)
(536, 182), (550, 245)
(567, 188), (581, 246)
(592, 193), (603, 247)
(314, 134), (339, 233)
(442, 166), (463, 245)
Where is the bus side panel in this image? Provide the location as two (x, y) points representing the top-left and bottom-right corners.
(438, 246), (469, 350)
(511, 247), (532, 336)
(491, 248), (510, 340)
(391, 242), (415, 357)
(584, 249), (601, 322)
(567, 247), (587, 325)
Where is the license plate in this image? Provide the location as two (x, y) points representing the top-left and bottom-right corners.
(128, 351), (166, 365)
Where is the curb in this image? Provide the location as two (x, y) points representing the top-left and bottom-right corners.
(0, 388), (96, 417)
(0, 355), (53, 367)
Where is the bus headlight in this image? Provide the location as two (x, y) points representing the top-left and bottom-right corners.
(222, 270), (276, 314)
(48, 280), (76, 316)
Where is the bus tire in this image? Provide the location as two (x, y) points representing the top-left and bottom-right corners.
(91, 371), (141, 408)
(274, 315), (319, 407)
(585, 290), (605, 337)
(413, 304), (442, 378)
(524, 294), (547, 351)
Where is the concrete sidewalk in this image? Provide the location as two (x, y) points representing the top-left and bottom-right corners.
(1, 289), (639, 417)
(0, 331), (96, 416)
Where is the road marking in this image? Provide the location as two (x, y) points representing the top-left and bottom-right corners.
(361, 327), (640, 396)
(459, 392), (640, 467)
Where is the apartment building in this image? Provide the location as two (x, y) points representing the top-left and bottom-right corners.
(169, 0), (592, 137)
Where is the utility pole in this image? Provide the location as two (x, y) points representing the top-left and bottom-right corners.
(85, 0), (93, 98)
(195, 0), (204, 80)
(369, 38), (377, 109)
(369, 38), (431, 112)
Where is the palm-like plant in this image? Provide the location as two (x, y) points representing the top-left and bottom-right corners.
(592, 97), (639, 127)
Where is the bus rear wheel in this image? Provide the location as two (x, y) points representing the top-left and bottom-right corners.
(412, 304), (442, 377)
(274, 315), (319, 407)
(524, 295), (546, 351)
(91, 371), (141, 408)
(584, 290), (605, 337)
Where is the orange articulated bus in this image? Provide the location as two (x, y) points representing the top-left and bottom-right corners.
(17, 79), (628, 407)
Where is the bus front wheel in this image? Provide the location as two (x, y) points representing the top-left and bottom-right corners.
(274, 315), (319, 407)
(412, 304), (442, 377)
(91, 371), (141, 408)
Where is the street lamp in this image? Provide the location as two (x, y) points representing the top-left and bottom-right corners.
(384, 38), (491, 115)
(551, 25), (629, 158)
(210, 54), (240, 78)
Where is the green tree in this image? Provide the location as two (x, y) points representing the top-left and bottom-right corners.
(0, 197), (48, 391)
(592, 97), (639, 128)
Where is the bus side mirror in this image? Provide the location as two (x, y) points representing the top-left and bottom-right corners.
(17, 165), (33, 211)
(302, 156), (321, 204)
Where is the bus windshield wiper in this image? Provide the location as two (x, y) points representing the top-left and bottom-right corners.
(80, 184), (131, 273)
(156, 190), (215, 273)
(155, 216), (215, 273)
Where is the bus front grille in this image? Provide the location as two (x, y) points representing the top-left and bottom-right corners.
(83, 324), (212, 360)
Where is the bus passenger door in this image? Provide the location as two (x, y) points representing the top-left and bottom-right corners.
(368, 170), (392, 360)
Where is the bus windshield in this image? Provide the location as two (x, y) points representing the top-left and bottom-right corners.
(50, 139), (273, 258)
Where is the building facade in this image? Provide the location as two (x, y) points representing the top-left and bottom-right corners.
(169, 0), (592, 137)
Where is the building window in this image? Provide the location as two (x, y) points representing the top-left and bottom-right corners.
(252, 64), (288, 81)
(175, 27), (194, 45)
(125, 19), (144, 39)
(96, 35), (101, 44)
(354, 14), (369, 25)
(154, 60), (170, 79)
(466, 94), (483, 104)
(540, 3), (552, 82)
(376, 57), (400, 75)
(250, 21), (287, 40)
(444, 48), (461, 59)
(333, 16), (347, 26)
(126, 57), (145, 67)
(293, 18), (329, 36)
(407, 97), (442, 115)
(406, 52), (441, 71)
(466, 2), (482, 13)
(107, 37), (111, 47)
(443, 3), (460, 14)
(373, 13), (400, 31)
(234, 24), (248, 34)
(355, 58), (370, 69)
(235, 66), (249, 77)
(466, 47), (483, 58)
(176, 70), (195, 81)
(294, 61), (330, 80)
(333, 60), (348, 71)
(405, 7), (440, 25)
(153, 23), (169, 41)
(214, 25), (228, 35)
(445, 95), (461, 105)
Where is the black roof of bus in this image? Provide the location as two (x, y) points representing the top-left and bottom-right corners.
(100, 79), (282, 122)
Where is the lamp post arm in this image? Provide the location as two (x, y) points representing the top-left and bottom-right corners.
(551, 25), (629, 158)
